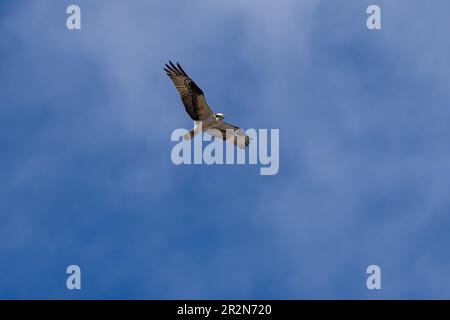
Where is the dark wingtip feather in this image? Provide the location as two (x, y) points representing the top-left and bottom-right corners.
(169, 61), (180, 75)
(165, 63), (176, 73)
(164, 61), (189, 77)
(177, 62), (188, 76)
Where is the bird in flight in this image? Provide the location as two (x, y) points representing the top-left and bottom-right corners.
(164, 61), (250, 148)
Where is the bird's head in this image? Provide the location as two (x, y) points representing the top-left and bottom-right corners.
(215, 113), (225, 121)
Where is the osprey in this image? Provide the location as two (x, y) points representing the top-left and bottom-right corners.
(164, 61), (250, 148)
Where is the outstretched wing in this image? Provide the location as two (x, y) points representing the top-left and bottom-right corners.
(164, 61), (214, 121)
(207, 121), (250, 149)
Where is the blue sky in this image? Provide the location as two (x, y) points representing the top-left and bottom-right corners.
(1, 0), (450, 299)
